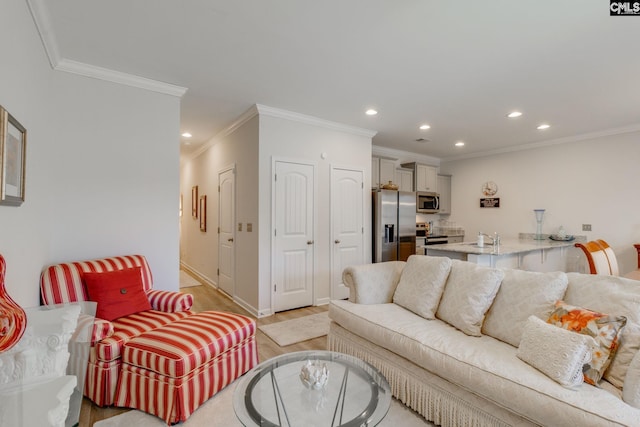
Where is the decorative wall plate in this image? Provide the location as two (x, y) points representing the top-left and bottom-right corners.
(482, 181), (498, 196)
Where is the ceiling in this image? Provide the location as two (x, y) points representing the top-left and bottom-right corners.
(33, 1), (640, 160)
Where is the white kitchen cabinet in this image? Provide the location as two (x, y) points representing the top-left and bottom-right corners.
(395, 168), (413, 191)
(400, 162), (438, 192)
(416, 164), (437, 192)
(437, 174), (451, 215)
(371, 157), (397, 189)
(379, 158), (396, 188)
(371, 157), (380, 189)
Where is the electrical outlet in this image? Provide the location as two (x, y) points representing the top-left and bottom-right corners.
(238, 223), (242, 231)
(247, 223), (252, 232)
(582, 224), (592, 231)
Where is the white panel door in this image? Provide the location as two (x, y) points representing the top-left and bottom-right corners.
(331, 167), (364, 300)
(218, 168), (235, 296)
(274, 161), (314, 312)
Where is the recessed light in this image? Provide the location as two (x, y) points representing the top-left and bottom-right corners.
(419, 124), (431, 130)
(507, 111), (522, 118)
(455, 141), (465, 147)
(365, 109), (378, 116)
(537, 124), (550, 130)
(181, 132), (192, 138)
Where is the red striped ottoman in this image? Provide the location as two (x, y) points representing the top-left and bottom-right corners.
(114, 311), (258, 424)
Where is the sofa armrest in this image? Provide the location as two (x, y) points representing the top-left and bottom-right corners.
(146, 289), (194, 312)
(342, 261), (406, 304)
(89, 317), (114, 343)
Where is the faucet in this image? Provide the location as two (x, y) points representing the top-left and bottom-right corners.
(478, 232), (500, 249)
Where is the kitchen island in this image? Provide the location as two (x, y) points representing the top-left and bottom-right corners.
(425, 235), (586, 272)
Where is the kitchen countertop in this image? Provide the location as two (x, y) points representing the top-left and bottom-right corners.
(424, 237), (580, 256)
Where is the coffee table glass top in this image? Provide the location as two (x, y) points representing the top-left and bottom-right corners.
(233, 350), (391, 427)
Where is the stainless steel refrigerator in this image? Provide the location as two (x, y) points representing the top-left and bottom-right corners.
(372, 190), (416, 262)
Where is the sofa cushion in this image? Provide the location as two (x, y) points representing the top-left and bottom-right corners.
(623, 349), (640, 408)
(517, 315), (595, 388)
(393, 255), (452, 319)
(329, 299), (640, 426)
(606, 323), (640, 389)
(436, 260), (503, 336)
(94, 310), (193, 362)
(565, 273), (640, 324)
(84, 267), (152, 321)
(482, 269), (568, 347)
(547, 301), (627, 386)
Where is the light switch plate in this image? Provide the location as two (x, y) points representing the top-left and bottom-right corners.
(247, 223), (252, 232)
(238, 223), (242, 231)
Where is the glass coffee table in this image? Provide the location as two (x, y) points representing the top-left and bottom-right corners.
(233, 351), (391, 426)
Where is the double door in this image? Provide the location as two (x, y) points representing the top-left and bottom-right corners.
(273, 161), (364, 312)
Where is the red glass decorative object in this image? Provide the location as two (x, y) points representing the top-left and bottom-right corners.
(0, 254), (27, 352)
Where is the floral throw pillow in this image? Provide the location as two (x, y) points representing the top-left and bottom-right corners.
(547, 300), (627, 386)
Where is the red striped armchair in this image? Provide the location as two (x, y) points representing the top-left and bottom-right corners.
(40, 255), (194, 407)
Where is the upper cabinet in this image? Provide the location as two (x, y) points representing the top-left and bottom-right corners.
(401, 162), (437, 192)
(437, 174), (451, 215)
(372, 157), (397, 189)
(395, 168), (413, 192)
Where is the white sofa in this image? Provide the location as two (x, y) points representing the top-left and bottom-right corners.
(327, 256), (640, 426)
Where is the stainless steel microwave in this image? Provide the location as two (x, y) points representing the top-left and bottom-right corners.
(416, 191), (439, 213)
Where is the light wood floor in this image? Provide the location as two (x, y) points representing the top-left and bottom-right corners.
(80, 278), (328, 426)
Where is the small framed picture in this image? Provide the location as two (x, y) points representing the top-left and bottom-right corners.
(192, 185), (198, 218)
(199, 195), (207, 231)
(0, 106), (26, 206)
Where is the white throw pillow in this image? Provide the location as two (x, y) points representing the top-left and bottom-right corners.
(436, 260), (504, 336)
(606, 323), (640, 389)
(393, 255), (452, 319)
(623, 348), (640, 408)
(482, 269), (568, 347)
(518, 316), (595, 388)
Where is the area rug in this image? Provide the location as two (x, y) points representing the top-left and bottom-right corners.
(179, 270), (202, 288)
(93, 380), (433, 427)
(259, 312), (330, 346)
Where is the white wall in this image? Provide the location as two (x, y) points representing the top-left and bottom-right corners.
(180, 106), (373, 316)
(441, 131), (640, 274)
(258, 110), (373, 315)
(0, 1), (181, 307)
(180, 114), (260, 312)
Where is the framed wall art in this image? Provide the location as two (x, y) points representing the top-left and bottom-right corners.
(0, 106), (26, 206)
(192, 185), (198, 218)
(199, 195), (207, 231)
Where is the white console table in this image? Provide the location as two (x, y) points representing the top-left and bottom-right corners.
(0, 302), (95, 427)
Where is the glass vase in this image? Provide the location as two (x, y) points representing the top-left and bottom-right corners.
(534, 209), (546, 240)
(0, 255), (27, 352)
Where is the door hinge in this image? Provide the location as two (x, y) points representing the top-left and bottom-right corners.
(361, 182), (364, 189)
(274, 284), (276, 292)
(362, 227), (364, 234)
(274, 174), (277, 181)
(217, 227), (220, 234)
(274, 229), (277, 236)
(218, 185), (220, 192)
(217, 268), (219, 276)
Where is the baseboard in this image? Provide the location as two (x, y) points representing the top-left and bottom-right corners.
(315, 297), (331, 306)
(180, 261), (217, 288)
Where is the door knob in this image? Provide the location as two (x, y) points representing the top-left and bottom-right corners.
(335, 239), (341, 244)
(228, 238), (234, 242)
(307, 240), (314, 245)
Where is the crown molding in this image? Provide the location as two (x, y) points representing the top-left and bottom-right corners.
(440, 123), (640, 163)
(189, 105), (260, 159)
(26, 0), (60, 68)
(26, 0), (187, 97)
(255, 104), (377, 138)
(55, 59), (187, 97)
